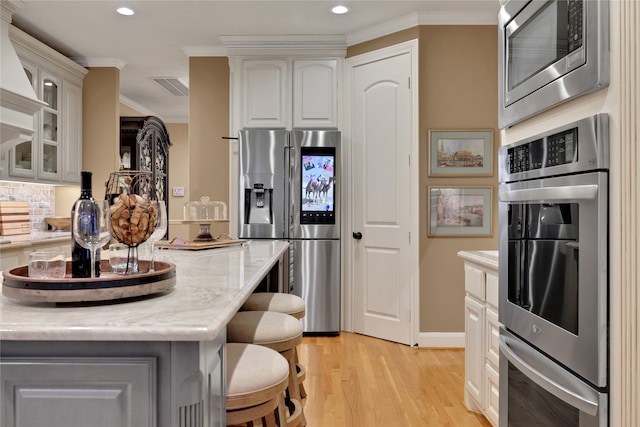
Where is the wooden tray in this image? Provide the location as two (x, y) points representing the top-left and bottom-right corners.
(2, 261), (176, 303)
(156, 238), (246, 251)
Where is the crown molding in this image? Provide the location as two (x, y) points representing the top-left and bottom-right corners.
(347, 9), (498, 46)
(74, 57), (126, 69)
(219, 34), (347, 57)
(183, 45), (227, 57)
(417, 9), (498, 25)
(119, 95), (187, 124)
(347, 12), (420, 46)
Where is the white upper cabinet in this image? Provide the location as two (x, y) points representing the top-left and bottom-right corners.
(4, 25), (87, 185)
(239, 58), (340, 129)
(242, 59), (288, 128)
(293, 59), (338, 128)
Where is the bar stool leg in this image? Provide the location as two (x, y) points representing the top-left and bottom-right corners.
(295, 350), (307, 398)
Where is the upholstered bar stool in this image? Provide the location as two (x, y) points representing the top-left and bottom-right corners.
(226, 343), (302, 426)
(240, 293), (306, 320)
(240, 293), (307, 398)
(227, 311), (306, 426)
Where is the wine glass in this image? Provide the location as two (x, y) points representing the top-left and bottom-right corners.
(72, 199), (111, 278)
(148, 200), (167, 271)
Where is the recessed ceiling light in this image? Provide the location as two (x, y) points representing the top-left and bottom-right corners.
(331, 5), (350, 15)
(116, 7), (134, 16)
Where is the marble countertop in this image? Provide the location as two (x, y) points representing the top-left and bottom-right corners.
(457, 250), (499, 270)
(0, 240), (289, 342)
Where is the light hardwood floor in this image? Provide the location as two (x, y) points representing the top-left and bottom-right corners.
(296, 332), (492, 427)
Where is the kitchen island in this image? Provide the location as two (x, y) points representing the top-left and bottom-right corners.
(0, 240), (289, 427)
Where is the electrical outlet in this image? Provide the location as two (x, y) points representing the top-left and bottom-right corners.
(172, 187), (185, 197)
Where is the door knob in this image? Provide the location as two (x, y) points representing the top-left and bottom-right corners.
(352, 232), (362, 240)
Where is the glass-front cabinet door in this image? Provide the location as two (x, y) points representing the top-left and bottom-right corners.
(8, 62), (38, 179)
(8, 65), (62, 181)
(39, 72), (61, 180)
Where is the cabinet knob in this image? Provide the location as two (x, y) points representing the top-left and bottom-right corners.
(352, 232), (362, 240)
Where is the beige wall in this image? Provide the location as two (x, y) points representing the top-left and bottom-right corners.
(349, 26), (499, 333)
(81, 61), (228, 242)
(187, 57), (230, 238)
(56, 69), (122, 217)
(165, 122), (189, 239)
(120, 103), (141, 116)
(419, 26), (499, 333)
(82, 67), (120, 199)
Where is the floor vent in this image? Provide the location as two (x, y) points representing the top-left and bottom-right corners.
(151, 77), (189, 96)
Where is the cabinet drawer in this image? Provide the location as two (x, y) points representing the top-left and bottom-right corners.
(464, 264), (485, 300)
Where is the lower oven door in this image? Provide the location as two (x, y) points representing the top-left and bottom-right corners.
(499, 328), (608, 427)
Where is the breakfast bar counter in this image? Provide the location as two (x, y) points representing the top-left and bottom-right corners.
(0, 240), (289, 427)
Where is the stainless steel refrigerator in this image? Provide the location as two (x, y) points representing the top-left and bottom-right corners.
(238, 129), (340, 334)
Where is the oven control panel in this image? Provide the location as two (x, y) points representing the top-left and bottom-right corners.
(499, 114), (609, 183)
(507, 128), (578, 174)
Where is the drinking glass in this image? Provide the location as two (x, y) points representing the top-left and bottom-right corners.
(28, 250), (66, 279)
(148, 200), (167, 271)
(72, 199), (111, 278)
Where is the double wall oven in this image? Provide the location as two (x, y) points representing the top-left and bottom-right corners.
(498, 115), (609, 426)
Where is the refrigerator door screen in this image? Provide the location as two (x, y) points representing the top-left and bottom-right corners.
(301, 147), (336, 224)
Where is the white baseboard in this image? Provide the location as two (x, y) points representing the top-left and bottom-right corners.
(418, 332), (465, 348)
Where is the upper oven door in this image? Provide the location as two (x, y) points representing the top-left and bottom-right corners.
(498, 171), (608, 387)
(498, 0), (610, 128)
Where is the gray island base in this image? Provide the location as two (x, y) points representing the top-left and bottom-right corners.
(0, 240), (289, 427)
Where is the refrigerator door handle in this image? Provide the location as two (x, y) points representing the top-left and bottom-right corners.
(285, 145), (294, 236)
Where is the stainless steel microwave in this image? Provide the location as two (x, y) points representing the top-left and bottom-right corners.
(498, 0), (610, 129)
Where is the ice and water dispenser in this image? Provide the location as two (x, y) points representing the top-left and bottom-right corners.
(244, 183), (274, 224)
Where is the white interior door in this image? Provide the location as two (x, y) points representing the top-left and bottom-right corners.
(350, 43), (417, 345)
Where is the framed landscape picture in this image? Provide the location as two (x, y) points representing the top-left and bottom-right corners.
(428, 186), (493, 237)
(428, 130), (493, 176)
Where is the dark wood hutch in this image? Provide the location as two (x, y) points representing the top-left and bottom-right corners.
(119, 116), (172, 208)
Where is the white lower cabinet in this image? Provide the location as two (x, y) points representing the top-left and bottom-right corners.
(459, 251), (500, 427)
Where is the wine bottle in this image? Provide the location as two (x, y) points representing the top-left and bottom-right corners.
(71, 171), (101, 277)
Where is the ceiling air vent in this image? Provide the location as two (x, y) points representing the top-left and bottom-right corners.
(151, 77), (189, 96)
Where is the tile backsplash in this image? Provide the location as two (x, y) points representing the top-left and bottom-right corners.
(0, 181), (55, 231)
